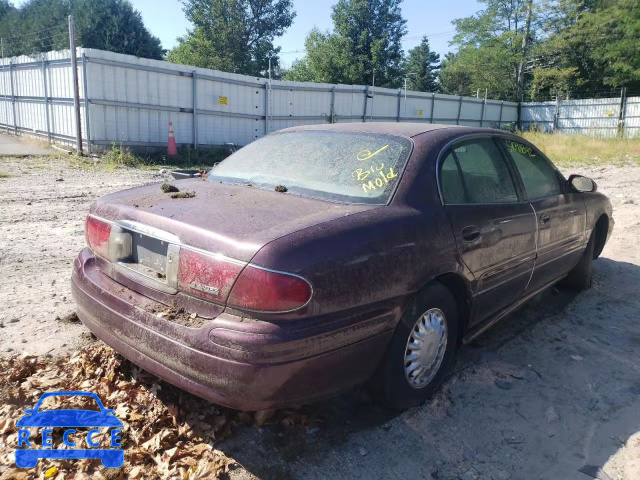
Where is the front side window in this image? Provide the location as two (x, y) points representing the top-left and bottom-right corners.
(439, 139), (518, 204)
(503, 139), (562, 200)
(207, 131), (412, 204)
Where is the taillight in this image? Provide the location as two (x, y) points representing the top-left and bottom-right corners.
(227, 265), (312, 313)
(85, 215), (111, 259)
(177, 249), (244, 303)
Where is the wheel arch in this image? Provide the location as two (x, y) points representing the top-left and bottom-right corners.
(430, 272), (473, 346)
(593, 214), (609, 259)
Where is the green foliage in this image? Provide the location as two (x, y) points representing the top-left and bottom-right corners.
(167, 0), (295, 76)
(103, 141), (140, 167)
(0, 0), (164, 59)
(580, 0), (640, 89)
(439, 0), (532, 101)
(285, 0), (407, 88)
(441, 0), (640, 101)
(101, 142), (233, 169)
(283, 28), (352, 84)
(520, 131), (640, 167)
(529, 66), (578, 100)
(402, 37), (440, 92)
(440, 32), (523, 100)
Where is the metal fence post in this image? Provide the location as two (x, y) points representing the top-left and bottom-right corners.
(9, 60), (16, 134)
(330, 86), (336, 123)
(429, 93), (435, 123)
(553, 94), (561, 132)
(480, 95), (486, 127)
(42, 59), (51, 143)
(69, 16), (83, 154)
(363, 86), (369, 122)
(1, 37), (8, 133)
(396, 90), (401, 122)
(456, 96), (463, 125)
(192, 70), (198, 147)
(618, 87), (627, 138)
(498, 101), (504, 129)
(81, 53), (91, 152)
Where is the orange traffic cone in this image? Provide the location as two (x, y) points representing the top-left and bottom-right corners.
(168, 121), (178, 156)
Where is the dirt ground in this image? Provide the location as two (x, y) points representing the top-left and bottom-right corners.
(1, 155), (639, 480)
(0, 155), (169, 357)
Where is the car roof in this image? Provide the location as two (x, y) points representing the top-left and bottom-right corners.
(278, 122), (506, 139)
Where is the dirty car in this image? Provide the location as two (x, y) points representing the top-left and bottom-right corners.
(71, 123), (613, 410)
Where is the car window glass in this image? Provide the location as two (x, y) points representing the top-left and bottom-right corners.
(440, 153), (466, 203)
(208, 131), (412, 205)
(504, 139), (561, 200)
(440, 139), (518, 204)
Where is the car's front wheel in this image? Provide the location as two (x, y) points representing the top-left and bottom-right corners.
(379, 282), (459, 410)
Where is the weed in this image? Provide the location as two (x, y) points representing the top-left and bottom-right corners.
(519, 131), (640, 167)
(101, 142), (233, 169)
(0, 172), (10, 178)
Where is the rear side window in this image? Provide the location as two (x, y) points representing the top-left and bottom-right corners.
(440, 139), (518, 204)
(503, 139), (562, 200)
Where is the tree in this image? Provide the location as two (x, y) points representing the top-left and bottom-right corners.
(529, 0), (640, 99)
(167, 0), (295, 76)
(0, 0), (14, 19)
(283, 28), (353, 84)
(72, 0), (165, 59)
(285, 0), (407, 88)
(402, 36), (440, 92)
(0, 0), (164, 59)
(439, 0), (539, 101)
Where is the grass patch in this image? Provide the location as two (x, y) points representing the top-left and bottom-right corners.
(0, 172), (10, 178)
(99, 141), (233, 170)
(519, 131), (640, 167)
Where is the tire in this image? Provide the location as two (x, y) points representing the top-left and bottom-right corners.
(379, 282), (459, 410)
(562, 231), (595, 291)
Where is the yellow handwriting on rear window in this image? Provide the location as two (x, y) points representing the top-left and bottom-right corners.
(352, 162), (385, 181)
(357, 144), (389, 162)
(359, 167), (398, 193)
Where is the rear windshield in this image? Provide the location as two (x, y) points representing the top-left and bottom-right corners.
(207, 130), (413, 204)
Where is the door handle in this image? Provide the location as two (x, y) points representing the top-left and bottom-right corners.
(461, 226), (481, 242)
(540, 214), (551, 225)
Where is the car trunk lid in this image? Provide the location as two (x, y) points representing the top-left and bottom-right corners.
(88, 179), (376, 307)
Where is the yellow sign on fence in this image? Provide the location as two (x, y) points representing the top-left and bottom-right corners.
(218, 96), (228, 106)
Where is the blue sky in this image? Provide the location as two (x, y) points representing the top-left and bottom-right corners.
(129, 0), (481, 66)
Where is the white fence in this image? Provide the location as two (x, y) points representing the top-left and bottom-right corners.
(0, 48), (519, 152)
(520, 95), (640, 138)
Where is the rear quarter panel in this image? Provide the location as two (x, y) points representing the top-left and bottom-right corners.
(243, 129), (471, 328)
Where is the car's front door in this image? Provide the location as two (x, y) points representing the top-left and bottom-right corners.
(439, 137), (537, 325)
(500, 138), (586, 291)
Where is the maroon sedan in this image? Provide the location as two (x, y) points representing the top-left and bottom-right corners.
(72, 123), (613, 410)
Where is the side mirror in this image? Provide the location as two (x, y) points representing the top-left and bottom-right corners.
(569, 174), (596, 193)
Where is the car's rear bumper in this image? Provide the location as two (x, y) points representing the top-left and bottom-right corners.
(71, 249), (395, 410)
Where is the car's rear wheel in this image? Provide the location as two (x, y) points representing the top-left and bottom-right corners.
(379, 282), (458, 410)
(561, 230), (596, 291)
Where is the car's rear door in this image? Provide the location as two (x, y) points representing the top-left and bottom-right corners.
(439, 137), (537, 325)
(499, 138), (586, 292)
